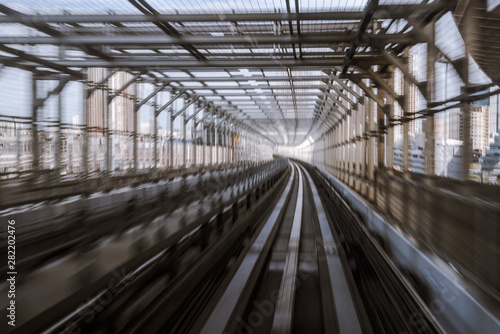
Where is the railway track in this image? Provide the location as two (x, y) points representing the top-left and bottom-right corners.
(10, 160), (447, 333)
(197, 162), (370, 334)
(196, 161), (445, 334)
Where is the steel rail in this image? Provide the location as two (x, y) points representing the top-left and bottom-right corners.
(200, 164), (296, 334)
(299, 164), (365, 334)
(271, 162), (304, 333)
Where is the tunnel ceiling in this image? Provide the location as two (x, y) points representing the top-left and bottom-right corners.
(0, 0), (458, 146)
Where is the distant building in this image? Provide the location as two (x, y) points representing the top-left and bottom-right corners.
(433, 117), (446, 140)
(0, 121), (31, 174)
(459, 105), (490, 155)
(435, 139), (464, 179)
(480, 133), (500, 184)
(87, 68), (137, 133)
(87, 68), (106, 130)
(393, 133), (426, 174)
(449, 109), (461, 140)
(490, 87), (500, 136)
(408, 52), (419, 136)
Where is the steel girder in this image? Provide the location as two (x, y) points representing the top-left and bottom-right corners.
(10, 57), (391, 69)
(0, 4), (451, 24)
(0, 33), (422, 46)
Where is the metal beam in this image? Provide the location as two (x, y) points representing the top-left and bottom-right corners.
(212, 99), (319, 104)
(155, 90), (186, 117)
(135, 81), (169, 110)
(324, 94), (349, 114)
(324, 82), (356, 107)
(152, 75), (330, 82)
(87, 69), (118, 96)
(364, 68), (401, 102)
(0, 4), (451, 23)
(342, 0), (379, 75)
(0, 4), (111, 60)
(382, 50), (428, 100)
(178, 84), (328, 91)
(351, 78), (386, 108)
(187, 105), (206, 123)
(128, 0), (206, 61)
(0, 33), (421, 46)
(35, 76), (70, 108)
(324, 70), (363, 101)
(15, 57), (390, 69)
(101, 49), (377, 56)
(173, 97), (199, 119)
(108, 72), (143, 101)
(198, 109), (213, 124)
(203, 92), (335, 97)
(0, 57), (56, 77)
(0, 45), (81, 77)
(405, 15), (465, 83)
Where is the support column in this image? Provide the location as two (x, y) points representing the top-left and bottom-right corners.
(350, 103), (356, 187)
(133, 83), (138, 171)
(461, 82), (471, 181)
(403, 52), (410, 173)
(339, 122), (343, 178)
(227, 125), (231, 164)
(221, 121), (225, 164)
(377, 86), (386, 173)
(332, 125), (336, 176)
(223, 123), (227, 164)
(15, 118), (20, 173)
(355, 88), (362, 191)
(329, 130), (333, 172)
(341, 117), (345, 181)
(347, 113), (352, 185)
(339, 118), (343, 179)
(82, 71), (89, 175)
(202, 119), (206, 167)
(153, 88), (158, 170)
(31, 76), (40, 174)
(344, 114), (349, 183)
(336, 122), (340, 177)
(360, 93), (367, 195)
(55, 75), (63, 175)
(326, 130), (329, 171)
(169, 107), (174, 168)
(334, 124), (338, 177)
(425, 24), (437, 176)
(233, 129), (237, 163)
(193, 115), (197, 167)
(183, 108), (187, 168)
(215, 115), (219, 165)
(103, 69), (111, 173)
(324, 130), (327, 169)
(461, 12), (472, 181)
(368, 81), (376, 201)
(386, 68), (395, 172)
(209, 116), (214, 166)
